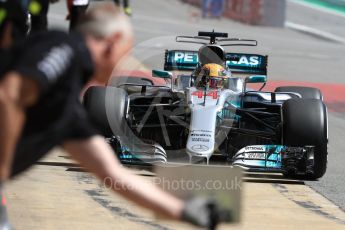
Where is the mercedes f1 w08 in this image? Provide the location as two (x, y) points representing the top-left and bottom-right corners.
(84, 31), (328, 179)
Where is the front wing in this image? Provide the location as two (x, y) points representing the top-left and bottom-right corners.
(109, 135), (314, 175)
(232, 145), (315, 175)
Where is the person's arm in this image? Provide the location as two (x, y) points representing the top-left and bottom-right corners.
(0, 32), (76, 181)
(0, 72), (39, 181)
(62, 136), (184, 219)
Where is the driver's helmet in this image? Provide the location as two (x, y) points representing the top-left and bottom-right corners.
(199, 63), (229, 88)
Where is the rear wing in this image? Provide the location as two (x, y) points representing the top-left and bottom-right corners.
(164, 50), (268, 75)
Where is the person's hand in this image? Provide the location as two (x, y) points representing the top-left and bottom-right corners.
(181, 196), (231, 230)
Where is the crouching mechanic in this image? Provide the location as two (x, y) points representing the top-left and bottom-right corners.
(0, 3), (222, 230)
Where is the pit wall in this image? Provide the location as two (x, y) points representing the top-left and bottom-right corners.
(182, 0), (286, 27)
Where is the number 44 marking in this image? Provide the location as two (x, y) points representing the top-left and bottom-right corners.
(191, 91), (218, 99)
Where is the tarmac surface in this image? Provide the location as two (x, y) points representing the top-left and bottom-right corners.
(6, 150), (345, 229)
(5, 0), (345, 229)
(287, 0), (345, 39)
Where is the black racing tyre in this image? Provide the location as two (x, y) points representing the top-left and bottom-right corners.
(83, 86), (128, 136)
(282, 99), (328, 179)
(275, 86), (322, 100)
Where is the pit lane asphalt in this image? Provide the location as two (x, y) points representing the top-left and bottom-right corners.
(48, 0), (345, 211)
(287, 0), (345, 39)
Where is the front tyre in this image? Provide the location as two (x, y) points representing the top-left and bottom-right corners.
(83, 86), (128, 136)
(282, 99), (328, 179)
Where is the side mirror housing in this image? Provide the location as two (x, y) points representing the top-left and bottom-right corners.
(152, 70), (172, 79)
(245, 75), (267, 84)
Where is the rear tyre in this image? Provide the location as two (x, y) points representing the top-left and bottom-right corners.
(83, 86), (128, 136)
(282, 99), (328, 179)
(275, 86), (322, 100)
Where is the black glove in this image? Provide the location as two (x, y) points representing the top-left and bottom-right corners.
(0, 184), (11, 230)
(182, 196), (231, 230)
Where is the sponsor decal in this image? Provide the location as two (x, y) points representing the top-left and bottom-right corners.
(191, 130), (212, 133)
(191, 145), (209, 151)
(174, 52), (260, 66)
(174, 52), (198, 63)
(245, 146), (265, 151)
(38, 44), (73, 82)
(192, 138), (210, 142)
(227, 56), (259, 66)
(191, 133), (211, 137)
(245, 152), (266, 160)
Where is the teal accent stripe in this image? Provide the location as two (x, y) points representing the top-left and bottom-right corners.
(301, 0), (345, 14)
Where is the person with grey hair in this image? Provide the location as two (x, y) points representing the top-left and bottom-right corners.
(0, 3), (222, 230)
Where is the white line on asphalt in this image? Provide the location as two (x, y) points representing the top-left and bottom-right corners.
(289, 0), (345, 18)
(286, 21), (345, 44)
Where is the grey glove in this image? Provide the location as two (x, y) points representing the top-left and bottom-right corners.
(182, 196), (228, 230)
(0, 184), (11, 230)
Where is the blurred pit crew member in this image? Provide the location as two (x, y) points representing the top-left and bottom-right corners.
(202, 0), (211, 18)
(0, 1), (27, 229)
(67, 0), (89, 31)
(0, 3), (222, 230)
(15, 0), (53, 34)
(113, 0), (132, 16)
(211, 0), (224, 19)
(0, 0), (28, 47)
(202, 0), (224, 19)
(30, 0), (50, 32)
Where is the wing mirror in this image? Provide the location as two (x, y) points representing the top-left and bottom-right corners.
(245, 75), (267, 83)
(152, 70), (172, 79)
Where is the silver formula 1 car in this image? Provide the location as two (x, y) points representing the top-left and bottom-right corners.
(84, 31), (328, 179)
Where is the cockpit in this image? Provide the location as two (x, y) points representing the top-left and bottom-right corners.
(195, 45), (237, 90)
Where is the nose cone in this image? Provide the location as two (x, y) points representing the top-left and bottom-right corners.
(186, 139), (214, 159)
